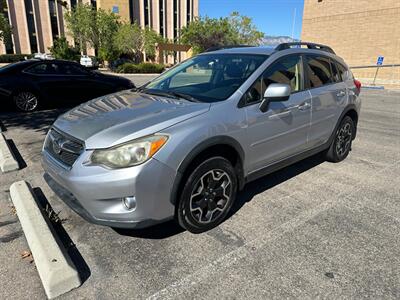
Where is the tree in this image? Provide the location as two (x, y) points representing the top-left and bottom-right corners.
(228, 12), (264, 45)
(65, 3), (94, 53)
(114, 23), (143, 62)
(65, 4), (120, 61)
(181, 12), (264, 54)
(0, 13), (11, 43)
(143, 26), (165, 61)
(48, 37), (80, 61)
(96, 9), (120, 61)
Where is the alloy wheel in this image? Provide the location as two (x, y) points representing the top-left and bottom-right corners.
(336, 122), (352, 157)
(14, 92), (38, 112)
(189, 169), (232, 224)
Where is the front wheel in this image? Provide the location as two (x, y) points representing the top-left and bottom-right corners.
(177, 157), (238, 233)
(13, 91), (39, 112)
(326, 116), (355, 162)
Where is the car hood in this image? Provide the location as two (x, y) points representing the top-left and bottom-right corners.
(54, 91), (210, 149)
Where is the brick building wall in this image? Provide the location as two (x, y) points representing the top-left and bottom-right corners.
(301, 0), (400, 86)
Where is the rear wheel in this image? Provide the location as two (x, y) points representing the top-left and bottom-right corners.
(14, 91), (39, 112)
(177, 157), (238, 233)
(326, 116), (355, 162)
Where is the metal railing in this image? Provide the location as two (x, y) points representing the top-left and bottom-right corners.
(349, 64), (400, 86)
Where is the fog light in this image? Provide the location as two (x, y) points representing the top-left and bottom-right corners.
(123, 196), (136, 210)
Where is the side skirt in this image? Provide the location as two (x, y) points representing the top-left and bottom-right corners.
(245, 142), (330, 184)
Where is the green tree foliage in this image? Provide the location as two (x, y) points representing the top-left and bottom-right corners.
(96, 9), (120, 61)
(65, 3), (165, 63)
(143, 26), (166, 61)
(114, 22), (143, 61)
(65, 3), (93, 53)
(48, 37), (80, 61)
(0, 13), (11, 43)
(181, 12), (264, 54)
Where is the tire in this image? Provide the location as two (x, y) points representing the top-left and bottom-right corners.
(13, 91), (39, 112)
(325, 116), (355, 162)
(177, 157), (238, 233)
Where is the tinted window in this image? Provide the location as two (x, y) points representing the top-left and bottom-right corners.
(306, 56), (333, 88)
(26, 63), (60, 75)
(336, 62), (349, 81)
(243, 55), (303, 105)
(60, 64), (89, 76)
(331, 60), (341, 83)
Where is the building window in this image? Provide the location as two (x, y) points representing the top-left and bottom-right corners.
(48, 0), (59, 40)
(173, 0), (178, 40)
(159, 0), (164, 36)
(70, 0), (77, 8)
(186, 0), (191, 24)
(91, 0), (97, 9)
(144, 0), (149, 26)
(24, 0), (38, 53)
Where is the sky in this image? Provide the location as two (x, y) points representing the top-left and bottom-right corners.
(199, 0), (305, 39)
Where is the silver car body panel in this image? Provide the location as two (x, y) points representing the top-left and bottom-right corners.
(43, 47), (361, 228)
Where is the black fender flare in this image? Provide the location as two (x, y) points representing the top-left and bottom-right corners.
(330, 104), (359, 144)
(169, 135), (245, 205)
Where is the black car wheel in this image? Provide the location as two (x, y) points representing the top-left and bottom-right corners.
(326, 116), (355, 162)
(14, 91), (39, 112)
(177, 157), (237, 233)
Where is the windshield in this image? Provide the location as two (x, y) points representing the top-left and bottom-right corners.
(143, 54), (267, 103)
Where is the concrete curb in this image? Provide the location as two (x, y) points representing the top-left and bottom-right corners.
(0, 133), (19, 172)
(10, 181), (81, 299)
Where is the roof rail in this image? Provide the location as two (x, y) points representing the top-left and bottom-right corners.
(204, 45), (253, 52)
(275, 42), (335, 54)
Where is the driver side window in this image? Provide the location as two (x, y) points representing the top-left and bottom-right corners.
(243, 55), (303, 105)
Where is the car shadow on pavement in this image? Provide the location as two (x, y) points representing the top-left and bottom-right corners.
(230, 152), (326, 217)
(113, 220), (185, 240)
(0, 108), (68, 134)
(115, 153), (326, 239)
(33, 187), (91, 284)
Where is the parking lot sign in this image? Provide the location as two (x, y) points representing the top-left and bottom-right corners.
(377, 56), (384, 66)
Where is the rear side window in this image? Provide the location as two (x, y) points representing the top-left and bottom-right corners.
(25, 63), (60, 75)
(305, 56), (334, 88)
(336, 62), (349, 81)
(331, 60), (342, 83)
(60, 64), (89, 76)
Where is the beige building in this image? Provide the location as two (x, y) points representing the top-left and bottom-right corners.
(302, 0), (400, 87)
(0, 0), (199, 61)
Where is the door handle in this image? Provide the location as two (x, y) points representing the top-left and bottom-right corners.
(336, 91), (346, 97)
(269, 110), (291, 120)
(298, 102), (311, 111)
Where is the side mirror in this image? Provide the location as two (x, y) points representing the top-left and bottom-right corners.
(259, 83), (291, 113)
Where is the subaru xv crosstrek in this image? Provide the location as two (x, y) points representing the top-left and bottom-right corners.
(42, 43), (361, 233)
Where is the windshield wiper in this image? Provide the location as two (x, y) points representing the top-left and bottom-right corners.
(167, 91), (199, 102)
(137, 88), (199, 102)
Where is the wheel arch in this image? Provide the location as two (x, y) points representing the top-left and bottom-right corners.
(169, 136), (245, 206)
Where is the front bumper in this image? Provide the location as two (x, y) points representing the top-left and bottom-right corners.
(42, 149), (177, 228)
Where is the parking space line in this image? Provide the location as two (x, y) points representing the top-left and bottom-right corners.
(147, 161), (400, 300)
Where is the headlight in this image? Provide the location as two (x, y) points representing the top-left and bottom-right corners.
(90, 135), (168, 169)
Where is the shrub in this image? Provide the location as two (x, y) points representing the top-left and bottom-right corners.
(117, 62), (165, 74)
(0, 54), (33, 63)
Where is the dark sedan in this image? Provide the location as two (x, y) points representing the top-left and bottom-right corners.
(0, 59), (135, 112)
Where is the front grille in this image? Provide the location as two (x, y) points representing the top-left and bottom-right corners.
(45, 129), (84, 168)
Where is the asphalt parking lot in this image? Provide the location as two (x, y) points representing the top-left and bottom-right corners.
(0, 89), (399, 299)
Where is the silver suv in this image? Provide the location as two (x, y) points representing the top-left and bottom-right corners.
(42, 43), (362, 233)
